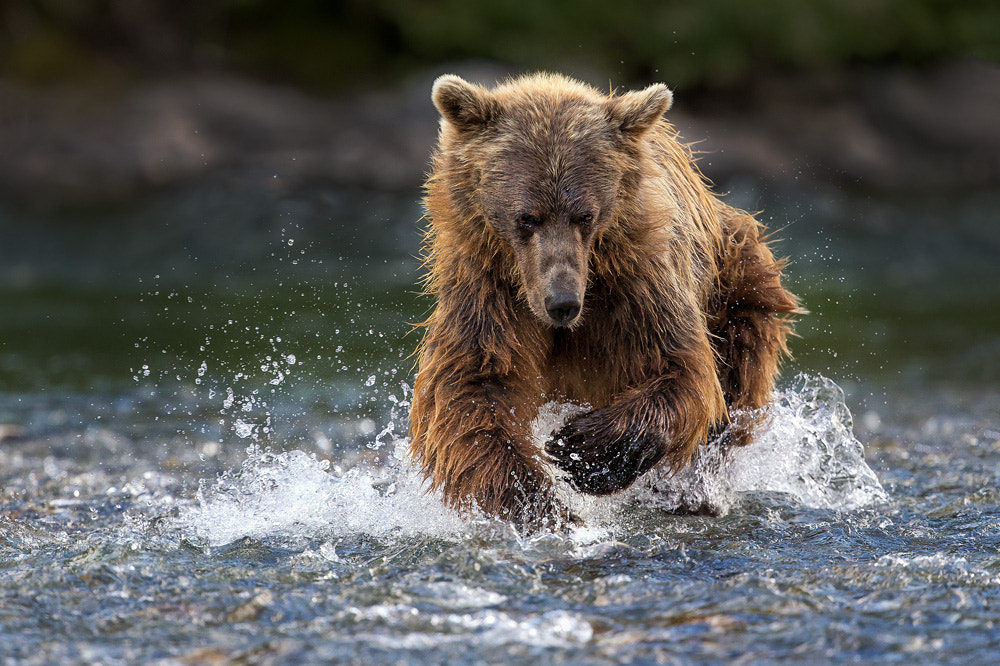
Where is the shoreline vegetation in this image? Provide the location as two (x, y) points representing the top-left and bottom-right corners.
(1, 1), (998, 207)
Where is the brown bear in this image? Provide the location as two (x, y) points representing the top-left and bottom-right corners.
(409, 72), (800, 530)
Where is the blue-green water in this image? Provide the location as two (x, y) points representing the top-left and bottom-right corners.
(1, 177), (998, 664)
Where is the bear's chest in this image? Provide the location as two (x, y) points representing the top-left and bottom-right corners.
(545, 312), (652, 407)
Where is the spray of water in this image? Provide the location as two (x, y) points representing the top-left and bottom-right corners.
(172, 373), (886, 546)
(174, 385), (467, 546)
(626, 373), (888, 517)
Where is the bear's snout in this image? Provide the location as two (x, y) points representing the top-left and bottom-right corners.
(544, 291), (582, 326)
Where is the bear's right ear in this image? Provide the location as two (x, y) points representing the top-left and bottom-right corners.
(432, 75), (499, 131)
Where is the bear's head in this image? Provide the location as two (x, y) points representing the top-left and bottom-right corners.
(431, 73), (673, 328)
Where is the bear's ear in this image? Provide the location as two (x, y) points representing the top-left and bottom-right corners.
(432, 74), (499, 131)
(604, 83), (673, 135)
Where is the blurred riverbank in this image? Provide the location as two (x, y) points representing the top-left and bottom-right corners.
(3, 58), (998, 210)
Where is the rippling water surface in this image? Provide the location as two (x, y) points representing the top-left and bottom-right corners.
(1, 179), (998, 664)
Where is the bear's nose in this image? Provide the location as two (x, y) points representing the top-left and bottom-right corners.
(544, 292), (581, 326)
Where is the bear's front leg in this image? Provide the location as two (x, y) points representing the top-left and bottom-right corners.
(410, 364), (578, 530)
(546, 351), (727, 495)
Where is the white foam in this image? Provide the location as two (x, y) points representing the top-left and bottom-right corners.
(343, 607), (593, 650)
(873, 553), (1000, 586)
(174, 373), (885, 546)
(630, 374), (888, 514)
(175, 441), (464, 546)
(727, 374), (888, 508)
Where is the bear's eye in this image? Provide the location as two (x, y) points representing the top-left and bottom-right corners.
(577, 212), (594, 226)
(517, 214), (539, 237)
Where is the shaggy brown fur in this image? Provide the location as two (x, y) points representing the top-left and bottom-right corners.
(409, 73), (800, 529)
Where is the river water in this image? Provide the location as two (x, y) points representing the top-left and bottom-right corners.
(1, 176), (998, 664)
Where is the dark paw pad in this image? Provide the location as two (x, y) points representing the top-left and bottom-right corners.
(546, 411), (664, 496)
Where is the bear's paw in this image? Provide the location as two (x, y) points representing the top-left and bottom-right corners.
(546, 409), (665, 496)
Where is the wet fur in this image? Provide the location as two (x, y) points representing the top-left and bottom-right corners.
(409, 73), (800, 528)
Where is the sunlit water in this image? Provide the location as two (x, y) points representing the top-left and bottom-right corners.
(1, 179), (998, 664)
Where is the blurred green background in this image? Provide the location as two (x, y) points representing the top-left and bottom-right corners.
(2, 0), (997, 89)
(1, 0), (998, 425)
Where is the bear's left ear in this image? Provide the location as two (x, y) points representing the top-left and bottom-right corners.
(432, 74), (500, 131)
(604, 83), (673, 135)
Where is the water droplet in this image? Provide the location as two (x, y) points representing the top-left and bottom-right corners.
(234, 419), (254, 438)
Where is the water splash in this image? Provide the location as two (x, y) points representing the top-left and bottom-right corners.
(173, 374), (886, 546)
(728, 374), (888, 508)
(175, 441), (464, 546)
(633, 374), (888, 515)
